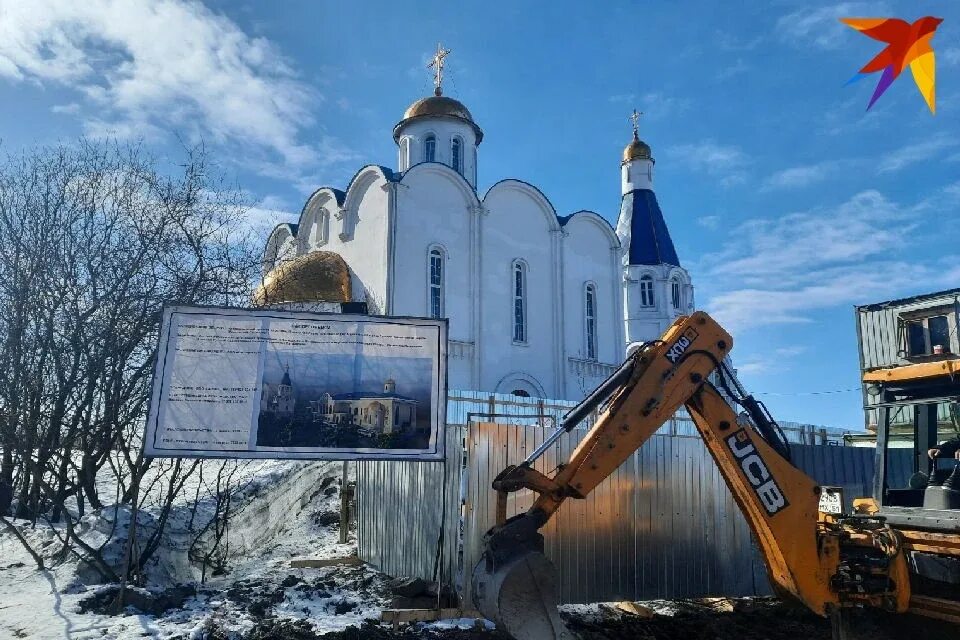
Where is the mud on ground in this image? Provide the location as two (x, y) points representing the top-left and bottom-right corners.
(193, 595), (959, 640)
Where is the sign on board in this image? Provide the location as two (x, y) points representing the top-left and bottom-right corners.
(145, 306), (447, 461)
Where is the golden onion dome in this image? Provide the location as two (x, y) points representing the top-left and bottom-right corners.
(622, 133), (653, 164)
(252, 251), (352, 306)
(393, 90), (483, 143)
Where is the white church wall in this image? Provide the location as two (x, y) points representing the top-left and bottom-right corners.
(319, 167), (391, 313)
(392, 165), (475, 331)
(559, 213), (623, 397)
(262, 224), (298, 275)
(479, 181), (562, 398)
(392, 164), (478, 390)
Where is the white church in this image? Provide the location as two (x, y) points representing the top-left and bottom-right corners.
(259, 48), (694, 401)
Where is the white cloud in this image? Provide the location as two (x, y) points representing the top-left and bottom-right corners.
(776, 3), (886, 50)
(716, 59), (749, 81)
(697, 215), (721, 230)
(943, 47), (960, 66)
(762, 162), (837, 190)
(636, 92), (692, 121)
(736, 347), (805, 375)
(877, 136), (958, 173)
(0, 0), (343, 181)
(764, 137), (957, 190)
(608, 93), (636, 104)
(667, 140), (749, 186)
(716, 31), (763, 52)
(700, 189), (956, 331)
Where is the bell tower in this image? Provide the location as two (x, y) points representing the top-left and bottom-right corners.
(616, 110), (695, 350)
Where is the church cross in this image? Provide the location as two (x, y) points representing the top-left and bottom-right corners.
(630, 109), (643, 137)
(428, 42), (451, 96)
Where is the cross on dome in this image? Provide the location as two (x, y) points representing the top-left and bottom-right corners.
(428, 42), (451, 96)
(630, 109), (643, 138)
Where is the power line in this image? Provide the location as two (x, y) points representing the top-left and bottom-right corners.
(754, 387), (861, 397)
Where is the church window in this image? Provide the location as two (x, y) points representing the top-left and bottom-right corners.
(671, 278), (682, 310)
(314, 210), (329, 246)
(512, 261), (527, 343)
(451, 137), (463, 174)
(424, 134), (436, 163)
(640, 275), (655, 307)
(585, 284), (597, 360)
(428, 247), (445, 318)
(399, 138), (410, 171)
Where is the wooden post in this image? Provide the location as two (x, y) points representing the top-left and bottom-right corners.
(115, 459), (146, 613)
(339, 460), (351, 544)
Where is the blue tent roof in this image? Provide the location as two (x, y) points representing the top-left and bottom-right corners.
(619, 189), (680, 267)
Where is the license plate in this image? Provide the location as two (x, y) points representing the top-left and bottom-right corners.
(818, 486), (844, 515)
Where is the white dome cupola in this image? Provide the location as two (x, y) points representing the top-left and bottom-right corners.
(393, 44), (481, 188)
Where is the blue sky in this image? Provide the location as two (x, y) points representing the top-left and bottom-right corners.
(1, 0), (958, 429)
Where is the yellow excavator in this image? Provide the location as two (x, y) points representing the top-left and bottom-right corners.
(471, 311), (960, 639)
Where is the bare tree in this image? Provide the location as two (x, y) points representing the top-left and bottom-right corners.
(0, 140), (259, 576)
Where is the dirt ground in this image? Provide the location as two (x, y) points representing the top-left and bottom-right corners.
(193, 596), (959, 640)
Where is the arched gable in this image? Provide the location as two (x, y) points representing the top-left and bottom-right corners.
(342, 165), (393, 216)
(400, 161), (480, 208)
(298, 187), (343, 251)
(262, 223), (298, 274)
(482, 179), (561, 233)
(340, 165), (394, 241)
(559, 210), (620, 250)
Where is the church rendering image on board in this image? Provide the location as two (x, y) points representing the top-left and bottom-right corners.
(258, 47), (694, 401)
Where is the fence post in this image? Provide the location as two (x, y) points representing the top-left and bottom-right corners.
(340, 460), (352, 544)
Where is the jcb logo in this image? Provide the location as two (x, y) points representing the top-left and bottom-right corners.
(664, 327), (699, 364)
(725, 429), (789, 515)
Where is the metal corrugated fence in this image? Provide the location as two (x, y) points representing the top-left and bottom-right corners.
(355, 425), (463, 586)
(356, 392), (892, 605)
(460, 422), (766, 604)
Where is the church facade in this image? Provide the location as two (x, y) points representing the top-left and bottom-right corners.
(260, 62), (693, 401)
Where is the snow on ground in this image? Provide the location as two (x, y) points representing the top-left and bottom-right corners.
(0, 460), (399, 639)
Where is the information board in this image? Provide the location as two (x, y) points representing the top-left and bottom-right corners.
(145, 306), (447, 460)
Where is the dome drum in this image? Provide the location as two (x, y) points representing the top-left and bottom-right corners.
(393, 95), (483, 143)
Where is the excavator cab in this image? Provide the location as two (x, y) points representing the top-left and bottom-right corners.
(859, 365), (960, 615)
(866, 366), (960, 520)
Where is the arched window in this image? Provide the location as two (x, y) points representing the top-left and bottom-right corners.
(671, 278), (682, 310)
(640, 275), (655, 307)
(399, 138), (410, 171)
(512, 261), (527, 343)
(585, 284), (597, 360)
(451, 137), (463, 174)
(313, 210), (329, 246)
(428, 247), (444, 318)
(424, 134), (436, 163)
(511, 389), (531, 398)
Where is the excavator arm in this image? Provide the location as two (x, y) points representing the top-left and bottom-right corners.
(472, 312), (910, 640)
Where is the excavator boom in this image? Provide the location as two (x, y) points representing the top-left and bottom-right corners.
(472, 312), (910, 640)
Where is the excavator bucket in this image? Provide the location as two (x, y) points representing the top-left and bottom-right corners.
(471, 514), (571, 639)
(472, 550), (569, 640)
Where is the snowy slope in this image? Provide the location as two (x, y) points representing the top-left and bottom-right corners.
(0, 460), (396, 639)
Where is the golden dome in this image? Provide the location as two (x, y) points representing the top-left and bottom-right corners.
(252, 251), (351, 306)
(393, 91), (483, 143)
(622, 133), (652, 164)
